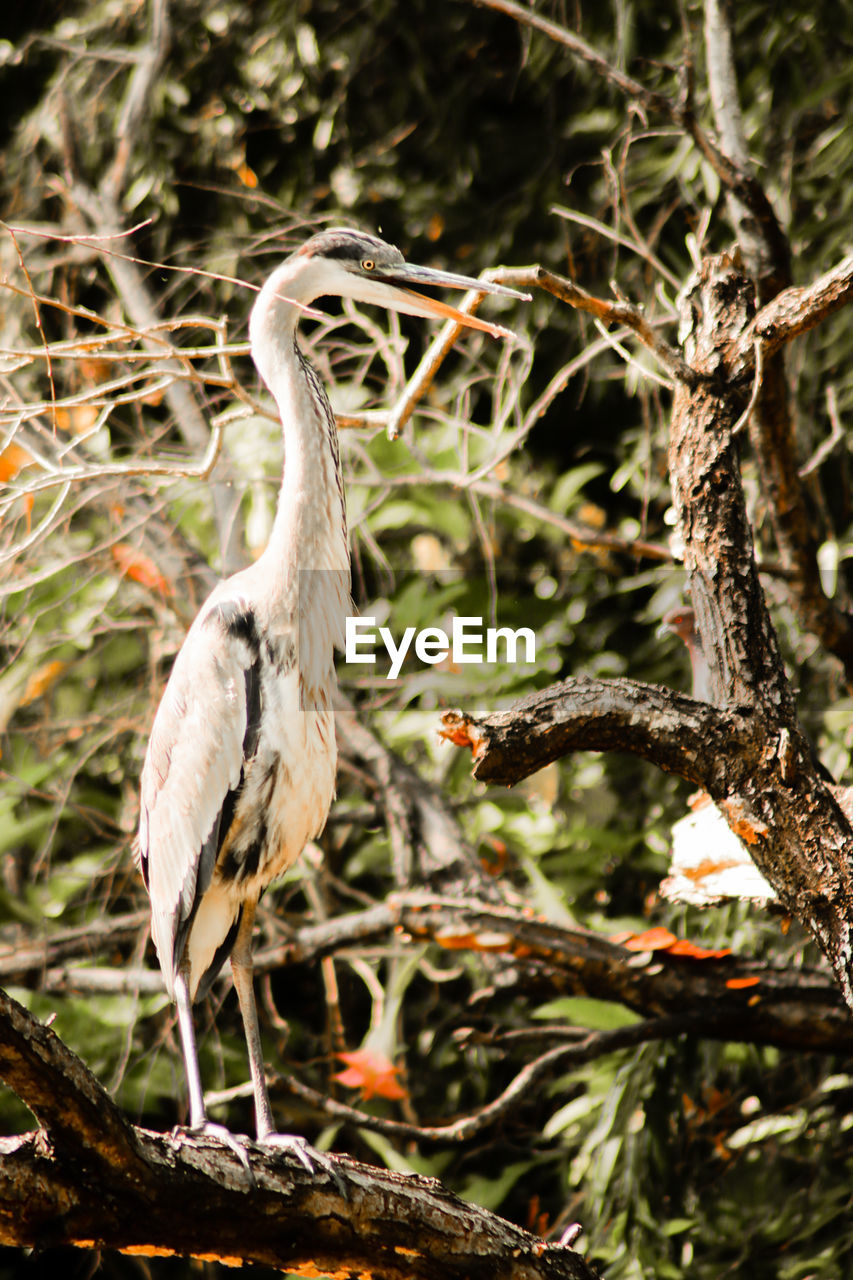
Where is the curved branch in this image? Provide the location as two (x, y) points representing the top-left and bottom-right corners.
(0, 987), (142, 1176)
(15, 892), (853, 1056)
(440, 675), (758, 791)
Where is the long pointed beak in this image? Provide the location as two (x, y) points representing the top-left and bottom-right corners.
(371, 262), (530, 339)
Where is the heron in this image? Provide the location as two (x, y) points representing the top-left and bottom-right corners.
(136, 227), (527, 1166)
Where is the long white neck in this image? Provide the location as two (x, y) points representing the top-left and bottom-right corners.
(247, 258), (351, 675)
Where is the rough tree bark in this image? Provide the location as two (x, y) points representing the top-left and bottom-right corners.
(0, 984), (599, 1278)
(443, 247), (853, 1009)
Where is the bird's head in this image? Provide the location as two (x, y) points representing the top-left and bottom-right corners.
(289, 227), (529, 339)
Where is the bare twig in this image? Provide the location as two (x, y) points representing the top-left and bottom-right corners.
(470, 0), (671, 116)
(552, 204), (682, 293)
(66, 182), (244, 572)
(799, 384), (844, 479)
(498, 266), (700, 387)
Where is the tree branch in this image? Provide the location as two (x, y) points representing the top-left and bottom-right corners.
(472, 0), (786, 279)
(0, 987), (143, 1176)
(0, 988), (599, 1277)
(481, 0), (853, 673)
(702, 0), (791, 294)
(499, 266), (699, 386)
(739, 252), (853, 362)
(441, 676), (759, 792)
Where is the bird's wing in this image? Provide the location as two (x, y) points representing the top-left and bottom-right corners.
(137, 597), (273, 992)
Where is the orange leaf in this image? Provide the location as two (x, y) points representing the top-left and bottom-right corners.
(20, 659), (66, 706)
(667, 939), (732, 961)
(237, 162), (259, 189)
(54, 404), (99, 435)
(0, 442), (34, 481)
(725, 976), (760, 990)
(333, 1048), (407, 1101)
(621, 927), (677, 952)
(112, 543), (172, 595)
(480, 835), (508, 876)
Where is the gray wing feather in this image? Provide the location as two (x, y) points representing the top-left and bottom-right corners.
(138, 599), (257, 995)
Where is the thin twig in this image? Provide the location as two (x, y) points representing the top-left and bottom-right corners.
(732, 339), (763, 436)
(205, 1017), (697, 1145)
(385, 273), (530, 441)
(552, 204), (682, 293)
(499, 266), (700, 387)
(799, 384), (844, 478)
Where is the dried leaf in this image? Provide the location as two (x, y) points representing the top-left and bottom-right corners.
(21, 659), (66, 706)
(112, 543), (172, 595)
(620, 927), (677, 952)
(0, 442), (34, 481)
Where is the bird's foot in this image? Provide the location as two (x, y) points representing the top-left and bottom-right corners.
(173, 1121), (254, 1177)
(256, 1131), (347, 1197)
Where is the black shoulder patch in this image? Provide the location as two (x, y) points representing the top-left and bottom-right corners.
(243, 659), (262, 761)
(209, 601), (260, 654)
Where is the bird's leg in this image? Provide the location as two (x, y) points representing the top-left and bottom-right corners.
(174, 966), (208, 1129)
(230, 897), (277, 1138)
(231, 899), (344, 1191)
(174, 964), (252, 1175)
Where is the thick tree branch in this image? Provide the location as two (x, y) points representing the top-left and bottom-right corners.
(441, 676), (759, 792)
(702, 0), (791, 294)
(0, 1125), (597, 1277)
(484, 0), (853, 678)
(738, 252), (853, 363)
(671, 255), (853, 1000)
(700, 2), (853, 670)
(728, 249), (853, 670)
(15, 891), (853, 1054)
(0, 988), (144, 1176)
(439, 257), (853, 1005)
(266, 897), (853, 1059)
(0, 986), (601, 1275)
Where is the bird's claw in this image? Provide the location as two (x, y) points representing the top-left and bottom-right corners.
(257, 1132), (348, 1198)
(174, 1121), (255, 1180)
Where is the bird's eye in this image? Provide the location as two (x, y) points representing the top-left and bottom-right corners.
(361, 258), (375, 271)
